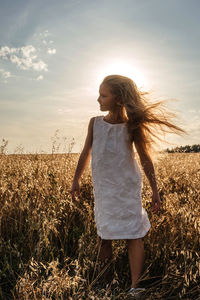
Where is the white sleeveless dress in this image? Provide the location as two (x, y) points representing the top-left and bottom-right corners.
(91, 116), (151, 240)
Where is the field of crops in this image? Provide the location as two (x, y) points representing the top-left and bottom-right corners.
(0, 152), (200, 299)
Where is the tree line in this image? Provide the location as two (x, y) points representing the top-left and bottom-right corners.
(165, 144), (200, 153)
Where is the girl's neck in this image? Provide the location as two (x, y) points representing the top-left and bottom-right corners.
(105, 110), (126, 124)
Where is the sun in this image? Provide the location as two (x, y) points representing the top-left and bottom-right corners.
(96, 60), (148, 90)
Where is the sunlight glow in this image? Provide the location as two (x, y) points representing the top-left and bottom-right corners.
(96, 60), (148, 90)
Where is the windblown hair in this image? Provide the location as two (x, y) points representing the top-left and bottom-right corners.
(101, 74), (187, 160)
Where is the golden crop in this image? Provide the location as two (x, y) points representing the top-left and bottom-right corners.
(0, 152), (199, 299)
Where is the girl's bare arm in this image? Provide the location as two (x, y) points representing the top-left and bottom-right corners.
(70, 117), (95, 200)
(73, 117), (94, 182)
(134, 142), (161, 213)
(134, 143), (158, 194)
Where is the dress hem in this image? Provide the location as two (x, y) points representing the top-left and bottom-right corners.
(97, 228), (150, 240)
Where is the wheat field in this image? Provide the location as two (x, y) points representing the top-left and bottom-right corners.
(0, 152), (199, 299)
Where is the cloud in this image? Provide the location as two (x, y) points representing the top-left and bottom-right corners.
(36, 30), (52, 46)
(47, 48), (56, 55)
(2, 71), (11, 79)
(0, 46), (19, 56)
(0, 68), (12, 79)
(0, 45), (48, 71)
(57, 108), (73, 114)
(21, 45), (35, 58)
(181, 116), (200, 142)
(188, 109), (198, 113)
(39, 30), (50, 38)
(0, 68), (13, 83)
(36, 75), (44, 81)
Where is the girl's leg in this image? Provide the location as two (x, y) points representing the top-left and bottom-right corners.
(127, 238), (145, 288)
(97, 235), (113, 262)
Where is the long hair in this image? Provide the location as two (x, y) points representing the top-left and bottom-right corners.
(101, 74), (187, 160)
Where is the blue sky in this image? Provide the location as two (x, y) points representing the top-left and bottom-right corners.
(0, 0), (200, 153)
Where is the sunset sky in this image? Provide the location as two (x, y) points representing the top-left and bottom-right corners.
(1, 0), (200, 154)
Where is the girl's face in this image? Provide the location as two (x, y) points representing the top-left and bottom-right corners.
(97, 83), (118, 112)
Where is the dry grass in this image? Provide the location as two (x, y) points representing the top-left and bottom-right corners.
(0, 151), (200, 299)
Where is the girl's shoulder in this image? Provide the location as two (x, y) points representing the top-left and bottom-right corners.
(88, 115), (102, 129)
(94, 115), (104, 119)
(91, 115), (104, 123)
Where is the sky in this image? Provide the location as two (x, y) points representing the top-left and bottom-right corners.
(0, 0), (200, 154)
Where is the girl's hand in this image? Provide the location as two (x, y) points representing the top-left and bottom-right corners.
(70, 180), (80, 202)
(151, 192), (161, 214)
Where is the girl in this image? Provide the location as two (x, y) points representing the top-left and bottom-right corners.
(70, 74), (186, 297)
